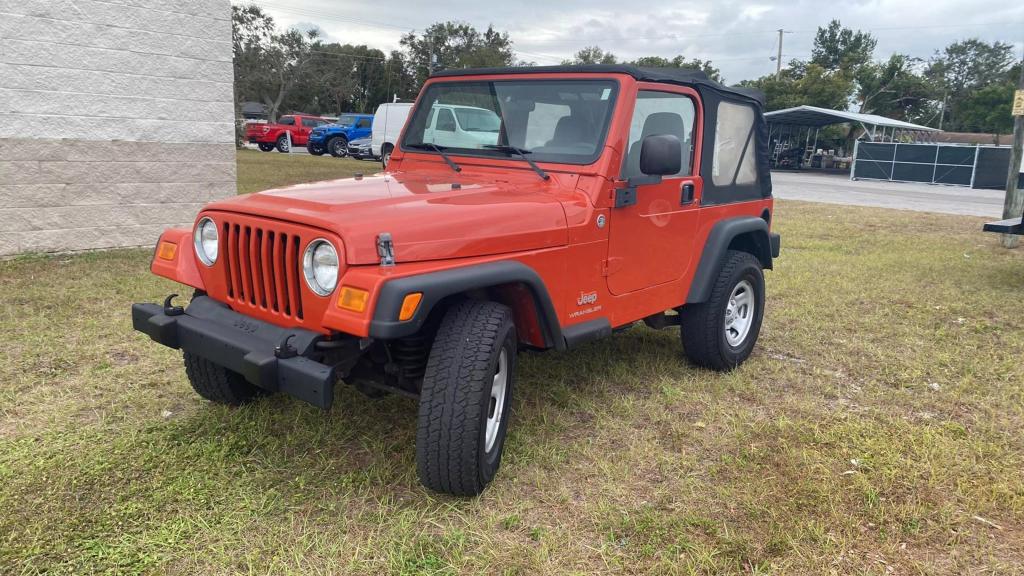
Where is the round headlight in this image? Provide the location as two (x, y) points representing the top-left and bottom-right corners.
(193, 217), (218, 266)
(303, 239), (339, 296)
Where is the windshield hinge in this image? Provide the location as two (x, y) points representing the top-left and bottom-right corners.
(376, 233), (395, 267)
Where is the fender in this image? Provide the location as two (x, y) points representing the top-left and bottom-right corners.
(368, 260), (565, 350)
(686, 216), (778, 304)
(150, 228), (205, 290)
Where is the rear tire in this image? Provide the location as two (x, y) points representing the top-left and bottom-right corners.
(275, 135), (290, 153)
(327, 136), (348, 158)
(183, 352), (262, 405)
(257, 143), (275, 152)
(381, 144), (393, 168)
(416, 300), (517, 496)
(679, 250), (765, 371)
(307, 142), (325, 156)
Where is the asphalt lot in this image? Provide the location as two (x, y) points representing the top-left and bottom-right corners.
(771, 171), (1006, 217)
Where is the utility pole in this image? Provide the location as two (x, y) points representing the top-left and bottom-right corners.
(1000, 53), (1024, 249)
(938, 91), (947, 131)
(775, 29), (784, 79)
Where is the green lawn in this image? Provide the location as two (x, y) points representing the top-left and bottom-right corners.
(1, 154), (1023, 574)
(236, 148), (373, 194)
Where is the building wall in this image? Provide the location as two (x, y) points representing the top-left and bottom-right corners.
(0, 0), (236, 256)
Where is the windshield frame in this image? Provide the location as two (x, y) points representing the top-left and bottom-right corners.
(400, 77), (621, 166)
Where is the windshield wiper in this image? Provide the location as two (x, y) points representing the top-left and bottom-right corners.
(484, 145), (549, 180)
(406, 142), (461, 173)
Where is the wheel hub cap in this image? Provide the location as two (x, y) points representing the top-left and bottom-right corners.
(724, 280), (754, 347)
(484, 349), (508, 453)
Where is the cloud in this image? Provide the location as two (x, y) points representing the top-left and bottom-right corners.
(252, 0), (1024, 82)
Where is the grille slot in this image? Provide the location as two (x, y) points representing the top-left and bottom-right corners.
(222, 221), (303, 320)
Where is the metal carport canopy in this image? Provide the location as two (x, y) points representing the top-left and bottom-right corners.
(764, 105), (939, 131)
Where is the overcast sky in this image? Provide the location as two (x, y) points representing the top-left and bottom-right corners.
(245, 0), (1023, 83)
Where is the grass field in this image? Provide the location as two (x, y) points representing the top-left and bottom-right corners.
(236, 148), (374, 194)
(1, 151), (1023, 574)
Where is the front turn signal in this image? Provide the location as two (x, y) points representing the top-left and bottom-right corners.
(399, 292), (423, 321)
(337, 286), (369, 312)
(156, 241), (177, 261)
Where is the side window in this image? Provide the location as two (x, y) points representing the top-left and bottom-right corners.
(278, 116), (295, 126)
(436, 109), (456, 132)
(357, 118), (372, 129)
(712, 102), (758, 186)
(622, 91), (696, 179)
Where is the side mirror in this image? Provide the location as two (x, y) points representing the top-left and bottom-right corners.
(639, 134), (682, 176)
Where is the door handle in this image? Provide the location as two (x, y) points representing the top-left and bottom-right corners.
(681, 182), (695, 205)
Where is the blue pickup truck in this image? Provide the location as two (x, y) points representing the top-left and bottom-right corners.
(307, 113), (373, 157)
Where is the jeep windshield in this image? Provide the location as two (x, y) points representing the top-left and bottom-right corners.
(401, 79), (618, 165)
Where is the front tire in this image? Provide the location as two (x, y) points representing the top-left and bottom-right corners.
(183, 352), (262, 405)
(381, 144), (393, 168)
(679, 250), (765, 371)
(327, 136), (348, 158)
(416, 300), (517, 496)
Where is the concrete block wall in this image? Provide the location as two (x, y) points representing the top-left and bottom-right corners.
(0, 0), (236, 255)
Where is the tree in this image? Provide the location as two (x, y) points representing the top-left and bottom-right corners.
(854, 54), (935, 123)
(231, 5), (320, 121)
(810, 20), (877, 72)
(563, 46), (618, 65)
(926, 39), (1017, 132)
(957, 75), (1017, 136)
(628, 55), (722, 82)
(400, 22), (517, 86)
(739, 63), (853, 112)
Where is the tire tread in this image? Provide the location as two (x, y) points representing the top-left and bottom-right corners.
(416, 300), (514, 496)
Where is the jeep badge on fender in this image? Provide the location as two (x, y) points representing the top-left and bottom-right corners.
(132, 65), (780, 496)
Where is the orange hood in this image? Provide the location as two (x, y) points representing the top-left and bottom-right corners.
(202, 170), (576, 265)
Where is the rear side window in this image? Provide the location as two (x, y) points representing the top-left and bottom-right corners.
(711, 102), (758, 186)
(436, 108), (456, 132)
(278, 117), (295, 126)
(357, 118), (372, 128)
(622, 91), (696, 179)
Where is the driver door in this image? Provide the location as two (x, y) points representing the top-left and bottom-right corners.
(606, 86), (703, 296)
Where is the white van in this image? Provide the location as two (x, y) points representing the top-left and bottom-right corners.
(420, 104), (501, 150)
(371, 102), (413, 168)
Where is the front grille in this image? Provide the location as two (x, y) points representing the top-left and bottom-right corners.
(222, 221), (304, 320)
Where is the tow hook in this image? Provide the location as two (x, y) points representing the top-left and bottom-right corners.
(274, 333), (298, 359)
(163, 294), (185, 316)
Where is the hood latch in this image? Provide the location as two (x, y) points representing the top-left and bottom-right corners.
(376, 233), (395, 267)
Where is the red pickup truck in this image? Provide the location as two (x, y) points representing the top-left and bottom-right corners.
(246, 114), (330, 153)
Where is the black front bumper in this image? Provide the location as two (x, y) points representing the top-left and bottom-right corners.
(132, 296), (336, 409)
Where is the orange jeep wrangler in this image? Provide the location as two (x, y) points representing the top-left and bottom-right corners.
(133, 65), (780, 495)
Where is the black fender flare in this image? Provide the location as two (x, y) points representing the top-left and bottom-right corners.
(368, 260), (565, 349)
(686, 216), (777, 305)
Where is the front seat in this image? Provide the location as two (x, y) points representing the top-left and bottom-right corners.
(545, 115), (591, 148)
(624, 111), (686, 179)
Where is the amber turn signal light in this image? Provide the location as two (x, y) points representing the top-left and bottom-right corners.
(399, 292), (423, 321)
(156, 241), (177, 261)
(337, 286), (369, 312)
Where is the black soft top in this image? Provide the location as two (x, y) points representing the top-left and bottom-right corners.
(430, 64), (764, 107)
